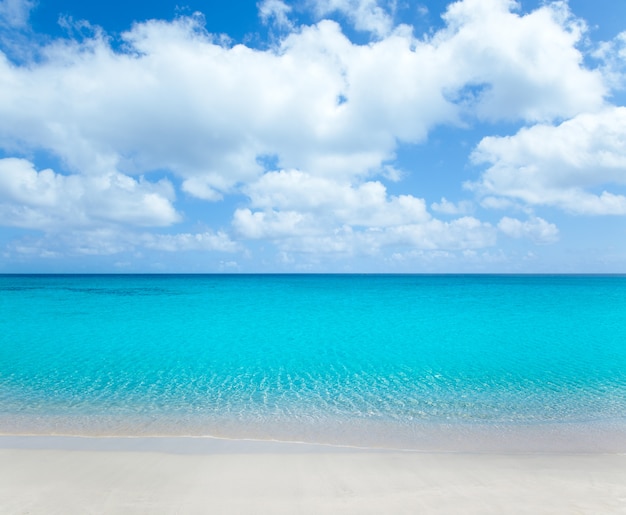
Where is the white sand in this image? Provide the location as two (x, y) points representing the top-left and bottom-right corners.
(1, 437), (626, 514)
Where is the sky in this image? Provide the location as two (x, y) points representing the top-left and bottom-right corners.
(0, 0), (625, 273)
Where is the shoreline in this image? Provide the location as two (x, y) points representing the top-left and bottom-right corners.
(2, 414), (626, 453)
(2, 433), (626, 455)
(1, 435), (626, 514)
(0, 434), (376, 455)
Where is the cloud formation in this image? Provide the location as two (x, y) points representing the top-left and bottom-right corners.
(0, 0), (604, 190)
(0, 0), (34, 28)
(497, 216), (559, 244)
(259, 0), (294, 30)
(470, 107), (626, 214)
(0, 158), (179, 229)
(311, 0), (395, 38)
(0, 0), (624, 270)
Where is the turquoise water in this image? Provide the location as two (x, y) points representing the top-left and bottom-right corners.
(1, 274), (626, 451)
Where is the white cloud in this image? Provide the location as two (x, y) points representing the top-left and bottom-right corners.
(0, 0), (34, 28)
(479, 196), (522, 211)
(180, 177), (224, 202)
(240, 216), (497, 256)
(498, 216), (559, 244)
(385, 216), (497, 250)
(311, 0), (395, 38)
(594, 31), (626, 91)
(0, 158), (180, 229)
(258, 0), (293, 30)
(469, 107), (626, 214)
(436, 0), (605, 122)
(234, 170), (496, 255)
(236, 168), (432, 247)
(0, 0), (605, 200)
(431, 196), (473, 215)
(245, 170), (429, 227)
(0, 0), (619, 268)
(388, 247), (508, 267)
(233, 208), (314, 240)
(7, 228), (134, 257)
(141, 231), (240, 252)
(6, 228), (239, 258)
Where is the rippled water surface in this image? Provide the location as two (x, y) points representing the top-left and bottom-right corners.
(1, 274), (626, 450)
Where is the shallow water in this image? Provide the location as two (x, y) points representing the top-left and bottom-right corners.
(1, 274), (626, 451)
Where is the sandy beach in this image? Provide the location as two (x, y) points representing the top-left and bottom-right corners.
(1, 436), (626, 514)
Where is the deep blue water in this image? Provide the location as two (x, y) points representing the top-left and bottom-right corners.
(1, 274), (625, 450)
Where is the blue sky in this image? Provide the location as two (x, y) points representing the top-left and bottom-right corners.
(0, 0), (625, 273)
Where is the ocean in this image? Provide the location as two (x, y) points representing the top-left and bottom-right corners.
(1, 274), (625, 451)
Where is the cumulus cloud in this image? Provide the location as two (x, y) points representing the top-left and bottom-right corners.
(0, 158), (180, 229)
(235, 168), (431, 243)
(435, 0), (604, 122)
(431, 197), (473, 215)
(469, 107), (626, 214)
(0, 0), (617, 267)
(497, 216), (559, 244)
(234, 215), (497, 256)
(233, 208), (314, 240)
(385, 216), (497, 250)
(140, 231), (240, 252)
(0, 0), (605, 196)
(244, 170), (429, 226)
(234, 169), (496, 256)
